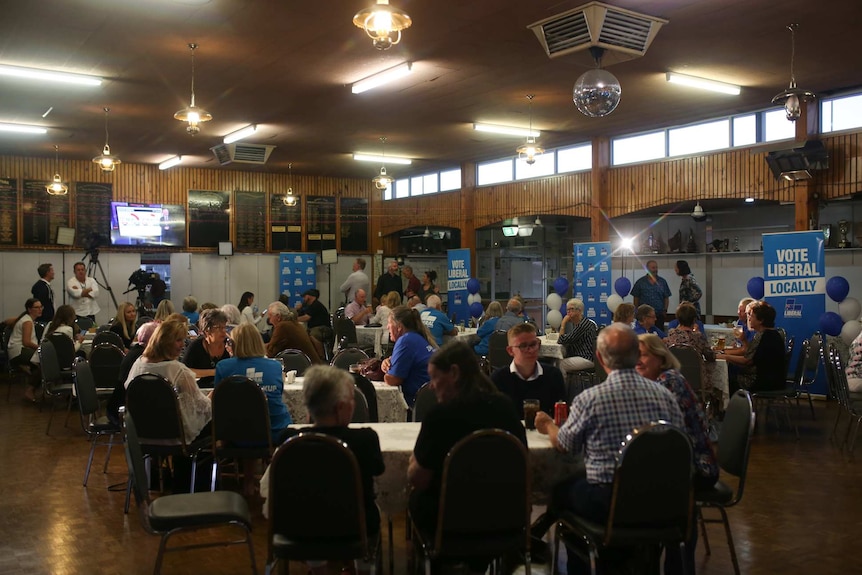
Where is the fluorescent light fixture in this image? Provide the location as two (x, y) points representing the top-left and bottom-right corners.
(223, 124), (257, 144)
(351, 62), (412, 94)
(666, 72), (740, 95)
(502, 226), (518, 237)
(353, 153), (412, 165)
(0, 64), (102, 86)
(0, 122), (47, 134)
(158, 155), (183, 170)
(473, 123), (540, 138)
(744, 197), (755, 203)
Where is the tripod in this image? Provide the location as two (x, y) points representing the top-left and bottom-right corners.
(83, 248), (118, 312)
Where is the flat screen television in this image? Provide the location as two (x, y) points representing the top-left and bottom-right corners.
(109, 202), (186, 247)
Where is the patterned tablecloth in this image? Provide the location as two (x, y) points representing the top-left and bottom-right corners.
(538, 335), (565, 360)
(356, 325), (388, 357)
(282, 377), (408, 423)
(706, 358), (731, 410)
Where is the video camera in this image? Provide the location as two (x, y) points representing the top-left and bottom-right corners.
(84, 232), (107, 256)
(128, 269), (158, 291)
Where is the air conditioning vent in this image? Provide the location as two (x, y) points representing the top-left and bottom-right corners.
(210, 143), (275, 166)
(528, 1), (667, 64)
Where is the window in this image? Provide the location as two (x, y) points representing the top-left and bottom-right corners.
(822, 93), (862, 133)
(439, 168), (461, 191)
(421, 174), (439, 195)
(394, 178), (409, 199)
(668, 119), (729, 156)
(763, 109), (796, 142)
(477, 159), (514, 185)
(515, 152), (555, 180)
(557, 144), (592, 172)
(733, 115), (757, 147)
(612, 131), (666, 165)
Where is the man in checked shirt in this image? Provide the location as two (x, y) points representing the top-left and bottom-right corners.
(536, 322), (683, 575)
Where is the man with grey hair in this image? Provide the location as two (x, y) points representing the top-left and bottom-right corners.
(260, 365), (384, 573)
(339, 257), (371, 304)
(535, 323), (682, 574)
(265, 301), (323, 363)
(420, 294), (457, 346)
(494, 297), (524, 334)
(557, 298), (598, 381)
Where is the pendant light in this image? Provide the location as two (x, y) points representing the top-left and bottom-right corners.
(46, 144), (68, 195)
(174, 43), (212, 135)
(372, 137), (394, 191)
(92, 107), (121, 172)
(283, 163), (298, 206)
(771, 24), (816, 122)
(353, 0), (412, 50)
(516, 94), (544, 165)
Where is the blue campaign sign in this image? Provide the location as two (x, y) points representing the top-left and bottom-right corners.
(446, 248), (471, 324)
(763, 230), (825, 394)
(279, 252), (318, 308)
(574, 242), (612, 326)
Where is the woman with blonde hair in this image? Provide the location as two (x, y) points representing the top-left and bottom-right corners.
(612, 302), (635, 326)
(153, 299), (175, 322)
(474, 300), (503, 355)
(110, 301), (137, 350)
(369, 290), (400, 326)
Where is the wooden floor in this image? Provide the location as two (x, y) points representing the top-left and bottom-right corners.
(0, 376), (859, 575)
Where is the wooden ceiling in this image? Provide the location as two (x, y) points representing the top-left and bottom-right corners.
(0, 0), (860, 181)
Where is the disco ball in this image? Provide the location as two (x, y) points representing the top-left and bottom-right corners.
(573, 68), (622, 117)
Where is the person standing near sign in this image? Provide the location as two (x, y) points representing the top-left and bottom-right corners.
(631, 259), (671, 331)
(339, 257), (371, 304)
(373, 260), (403, 306)
(66, 262), (100, 323)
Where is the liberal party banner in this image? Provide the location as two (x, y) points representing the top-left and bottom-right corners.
(446, 248), (471, 324)
(574, 241), (613, 326)
(763, 230), (825, 394)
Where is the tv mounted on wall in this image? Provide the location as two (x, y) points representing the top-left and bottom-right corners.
(109, 202), (186, 247)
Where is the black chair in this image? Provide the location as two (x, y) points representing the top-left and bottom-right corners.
(796, 334), (820, 419)
(135, 315), (154, 330)
(410, 429), (531, 575)
(75, 316), (95, 331)
(670, 344), (709, 410)
(486, 330), (510, 373)
(266, 432), (379, 574)
(411, 382), (438, 423)
(352, 386), (370, 423)
(827, 344), (862, 454)
(47, 332), (77, 371)
(93, 330), (125, 349)
(332, 347), (371, 371)
(124, 413), (257, 575)
(125, 373), (209, 494)
(210, 375), (273, 491)
(696, 389), (755, 575)
(352, 373), (379, 423)
(39, 339), (75, 435)
(88, 342), (125, 399)
(552, 422), (693, 575)
(73, 358), (122, 486)
(274, 349), (312, 376)
(334, 317), (359, 349)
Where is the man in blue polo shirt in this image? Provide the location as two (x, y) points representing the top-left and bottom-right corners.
(420, 295), (457, 346)
(631, 259), (672, 331)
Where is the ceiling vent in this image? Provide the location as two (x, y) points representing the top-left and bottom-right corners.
(210, 143), (275, 166)
(528, 1), (667, 66)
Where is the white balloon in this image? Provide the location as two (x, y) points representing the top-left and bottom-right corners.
(546, 293), (563, 310)
(467, 293), (480, 305)
(839, 297), (862, 322)
(546, 309), (563, 330)
(841, 320), (862, 345)
(606, 294), (623, 313)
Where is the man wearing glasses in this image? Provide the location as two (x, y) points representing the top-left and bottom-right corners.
(491, 323), (565, 419)
(558, 298), (597, 380)
(633, 304), (666, 338)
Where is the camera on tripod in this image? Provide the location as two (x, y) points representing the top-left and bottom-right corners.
(128, 269), (159, 292)
(84, 232), (107, 257)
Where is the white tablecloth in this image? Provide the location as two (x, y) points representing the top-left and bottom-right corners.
(356, 325), (388, 357)
(445, 327), (478, 344)
(704, 324), (736, 346)
(282, 377), (408, 423)
(705, 358), (731, 410)
(538, 335), (564, 360)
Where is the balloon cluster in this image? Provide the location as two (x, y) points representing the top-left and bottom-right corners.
(466, 278), (484, 318)
(546, 277), (569, 329)
(605, 276), (632, 313)
(823, 276), (860, 344)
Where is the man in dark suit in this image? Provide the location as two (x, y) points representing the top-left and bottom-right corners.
(31, 262), (55, 322)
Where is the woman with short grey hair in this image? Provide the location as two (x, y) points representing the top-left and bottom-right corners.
(181, 308), (231, 385)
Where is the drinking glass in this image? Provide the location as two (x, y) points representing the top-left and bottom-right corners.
(523, 399), (540, 430)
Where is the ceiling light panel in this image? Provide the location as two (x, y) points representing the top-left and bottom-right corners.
(473, 123), (541, 138)
(0, 123), (47, 134)
(666, 72), (740, 95)
(351, 62), (413, 94)
(353, 153), (412, 165)
(0, 64), (102, 86)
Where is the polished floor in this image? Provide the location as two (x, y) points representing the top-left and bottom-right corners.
(0, 376), (858, 575)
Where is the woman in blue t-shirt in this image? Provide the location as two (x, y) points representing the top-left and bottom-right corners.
(215, 322), (292, 440)
(382, 306), (437, 408)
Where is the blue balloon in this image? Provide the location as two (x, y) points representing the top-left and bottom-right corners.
(826, 276), (850, 303)
(466, 278), (481, 295)
(469, 302), (484, 318)
(746, 276), (765, 300)
(554, 277), (569, 296)
(820, 311), (844, 337)
(614, 277), (632, 297)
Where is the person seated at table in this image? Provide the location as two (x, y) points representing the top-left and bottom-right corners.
(261, 365), (384, 575)
(265, 301), (323, 363)
(664, 302), (715, 362)
(535, 324), (683, 575)
(109, 301), (138, 350)
(420, 295), (457, 346)
(237, 291), (267, 330)
(491, 323), (565, 418)
(636, 333), (718, 575)
(220, 304), (242, 329)
(181, 296), (199, 325)
(382, 305), (436, 408)
(369, 290), (400, 326)
(612, 302), (635, 327)
(665, 301), (705, 333)
(409, 341), (526, 575)
(8, 298), (43, 401)
(296, 289), (332, 345)
(407, 294), (426, 312)
(125, 318), (212, 492)
(847, 329), (862, 392)
(345, 288), (373, 326)
(558, 298), (597, 377)
(723, 301), (785, 393)
(474, 301), (503, 356)
(30, 305), (85, 373)
(181, 308), (231, 385)
(633, 304), (666, 338)
(153, 299), (175, 322)
(495, 298), (526, 334)
(732, 296), (756, 346)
